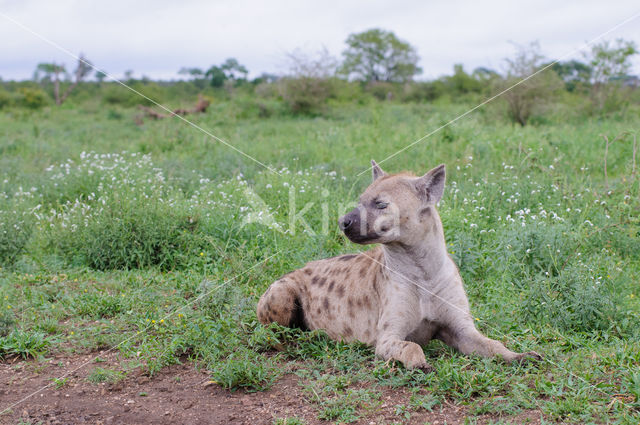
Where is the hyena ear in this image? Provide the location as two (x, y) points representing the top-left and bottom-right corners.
(371, 160), (387, 182)
(415, 164), (446, 204)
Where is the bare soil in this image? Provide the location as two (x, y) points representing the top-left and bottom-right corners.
(0, 352), (542, 424)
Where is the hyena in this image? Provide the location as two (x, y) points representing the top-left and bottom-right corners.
(257, 161), (541, 370)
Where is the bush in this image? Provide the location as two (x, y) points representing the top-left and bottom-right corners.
(38, 152), (225, 271)
(278, 76), (334, 115)
(504, 222), (575, 280)
(401, 81), (446, 102)
(102, 82), (166, 107)
(102, 85), (136, 105)
(16, 87), (50, 109)
(210, 347), (279, 391)
(497, 42), (564, 125)
(521, 262), (627, 334)
(0, 330), (50, 359)
(78, 200), (196, 270)
(0, 89), (12, 109)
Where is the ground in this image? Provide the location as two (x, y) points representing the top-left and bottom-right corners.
(1, 351), (548, 425)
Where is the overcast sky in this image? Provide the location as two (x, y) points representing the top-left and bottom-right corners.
(1, 0), (639, 82)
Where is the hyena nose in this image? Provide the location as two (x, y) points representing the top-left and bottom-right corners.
(339, 216), (353, 231)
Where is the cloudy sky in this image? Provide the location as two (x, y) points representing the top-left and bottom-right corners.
(1, 0), (639, 81)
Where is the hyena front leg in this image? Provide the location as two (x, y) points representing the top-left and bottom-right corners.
(375, 315), (434, 371)
(438, 321), (542, 363)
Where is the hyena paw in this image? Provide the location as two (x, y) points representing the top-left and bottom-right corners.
(514, 351), (543, 363)
(416, 363), (436, 374)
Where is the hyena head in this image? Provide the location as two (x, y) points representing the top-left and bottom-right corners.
(339, 161), (446, 245)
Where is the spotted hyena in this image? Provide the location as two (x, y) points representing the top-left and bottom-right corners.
(257, 161), (541, 370)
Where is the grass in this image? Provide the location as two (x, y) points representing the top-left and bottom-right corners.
(0, 99), (639, 423)
(86, 367), (126, 384)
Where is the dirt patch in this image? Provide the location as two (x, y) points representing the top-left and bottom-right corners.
(0, 352), (542, 424)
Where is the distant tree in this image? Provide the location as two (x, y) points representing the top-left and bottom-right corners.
(279, 47), (338, 115)
(550, 60), (591, 91)
(205, 65), (226, 87)
(124, 70), (134, 81)
(178, 67), (204, 79)
(179, 67), (206, 88)
(498, 42), (563, 126)
(58, 54), (93, 104)
(220, 58), (248, 82)
(584, 38), (638, 111)
(446, 64), (483, 95)
(472, 67), (500, 82)
(95, 70), (108, 85)
(205, 58), (249, 88)
(339, 28), (421, 83)
(33, 55), (92, 105)
(34, 62), (66, 104)
(252, 73), (279, 84)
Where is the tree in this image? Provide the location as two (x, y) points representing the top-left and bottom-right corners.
(445, 64), (483, 95)
(33, 55), (93, 105)
(95, 70), (107, 85)
(57, 54), (93, 104)
(550, 60), (591, 91)
(178, 67), (204, 79)
(179, 67), (206, 88)
(205, 65), (226, 87)
(205, 58), (249, 88)
(33, 62), (67, 104)
(472, 67), (500, 82)
(584, 38), (638, 111)
(340, 29), (421, 83)
(220, 58), (248, 82)
(498, 42), (563, 126)
(279, 48), (338, 115)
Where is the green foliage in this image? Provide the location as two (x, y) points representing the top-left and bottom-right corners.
(210, 347), (279, 391)
(273, 418), (304, 425)
(497, 42), (564, 125)
(0, 330), (50, 359)
(521, 262), (626, 334)
(16, 87), (50, 109)
(72, 293), (124, 319)
(445, 64), (485, 95)
(278, 76), (334, 115)
(551, 60), (591, 92)
(86, 367), (125, 384)
(205, 58), (249, 87)
(102, 85), (137, 105)
(0, 88), (13, 109)
(102, 82), (165, 106)
(586, 38), (638, 113)
(0, 311), (15, 337)
(0, 200), (33, 267)
(340, 28), (421, 83)
(35, 152), (223, 270)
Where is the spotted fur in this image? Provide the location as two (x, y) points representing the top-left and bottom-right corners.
(257, 161), (541, 370)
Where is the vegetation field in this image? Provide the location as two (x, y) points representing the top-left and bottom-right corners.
(1, 97), (639, 424)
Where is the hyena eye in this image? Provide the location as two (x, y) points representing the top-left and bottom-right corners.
(375, 201), (388, 209)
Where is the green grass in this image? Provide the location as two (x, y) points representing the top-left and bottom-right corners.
(1, 100), (639, 423)
(86, 367), (126, 384)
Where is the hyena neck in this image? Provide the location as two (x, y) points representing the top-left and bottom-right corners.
(381, 210), (449, 284)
